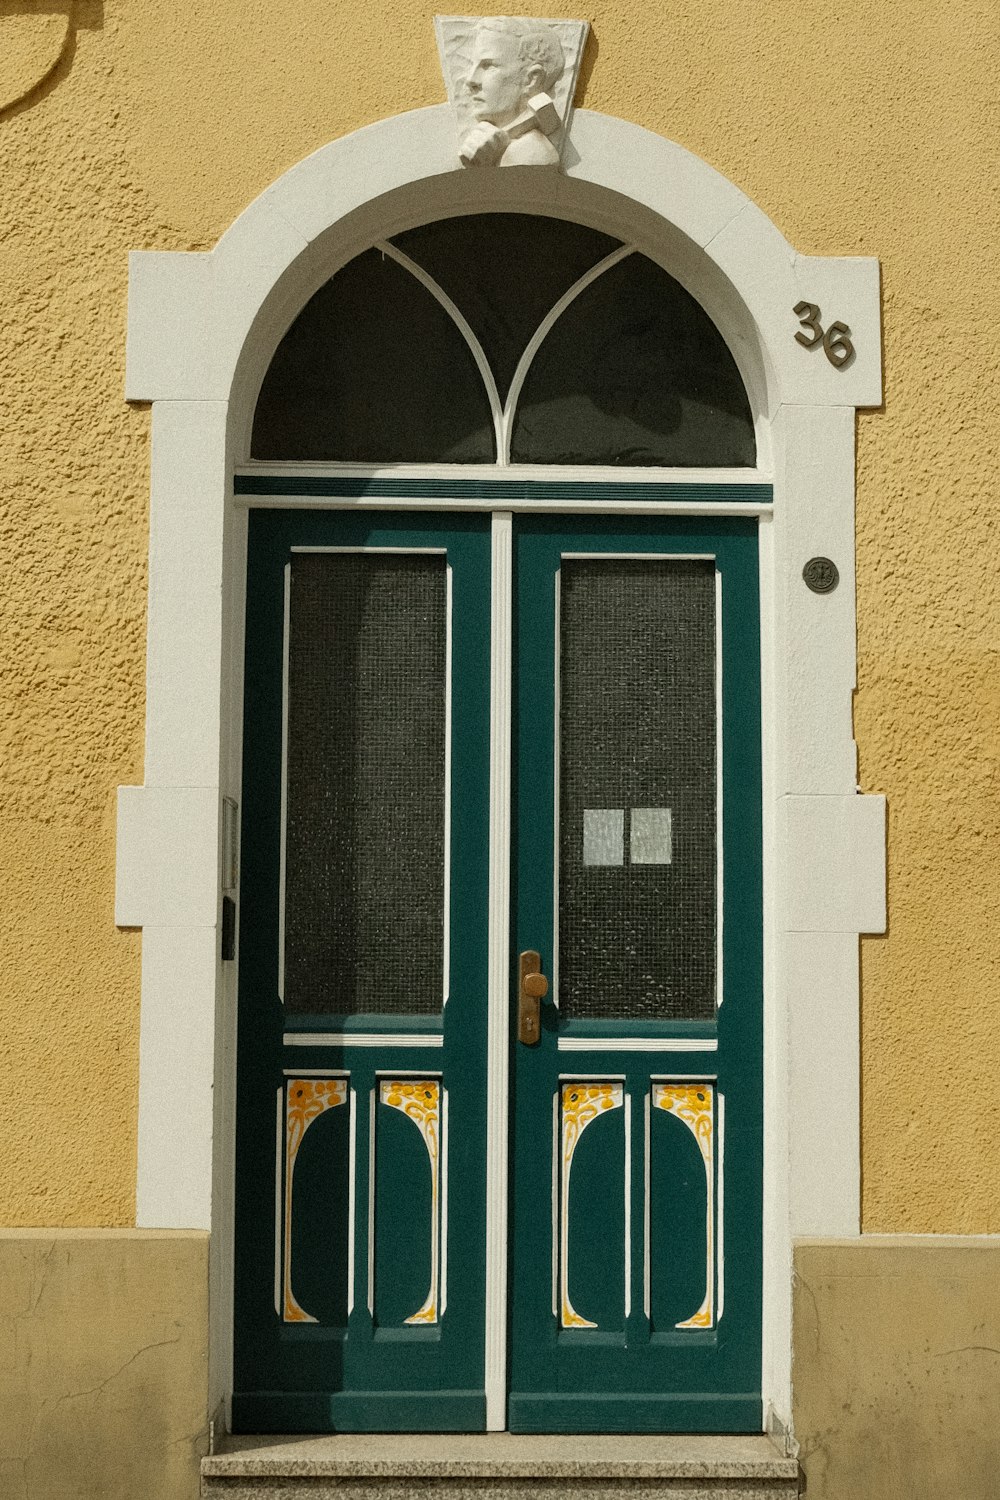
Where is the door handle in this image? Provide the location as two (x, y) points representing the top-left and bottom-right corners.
(518, 950), (549, 1045)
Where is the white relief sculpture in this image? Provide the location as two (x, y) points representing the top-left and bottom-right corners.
(435, 15), (589, 169)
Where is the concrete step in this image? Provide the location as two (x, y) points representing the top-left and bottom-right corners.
(202, 1433), (801, 1499)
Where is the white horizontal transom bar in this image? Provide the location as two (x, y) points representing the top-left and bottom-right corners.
(289, 546), (447, 554)
(236, 462), (773, 484)
(374, 1069), (443, 1079)
(236, 496), (771, 516)
(283, 1032), (444, 1048)
(557, 1037), (719, 1052)
(560, 552), (717, 561)
(281, 1068), (350, 1077)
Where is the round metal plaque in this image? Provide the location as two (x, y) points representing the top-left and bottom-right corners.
(803, 556), (839, 594)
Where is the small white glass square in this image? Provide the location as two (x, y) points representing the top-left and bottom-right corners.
(631, 807), (673, 864)
(582, 808), (624, 866)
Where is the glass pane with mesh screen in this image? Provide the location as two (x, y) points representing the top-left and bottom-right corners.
(284, 552), (446, 1016)
(391, 214), (622, 404)
(251, 248), (495, 462)
(510, 252), (755, 467)
(558, 558), (717, 1021)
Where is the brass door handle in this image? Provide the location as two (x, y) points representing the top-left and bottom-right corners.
(518, 950), (548, 1045)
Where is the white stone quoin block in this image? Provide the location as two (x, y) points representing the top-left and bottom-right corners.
(115, 784), (219, 929)
(779, 794), (887, 934)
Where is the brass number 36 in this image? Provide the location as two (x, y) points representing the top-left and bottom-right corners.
(793, 301), (855, 369)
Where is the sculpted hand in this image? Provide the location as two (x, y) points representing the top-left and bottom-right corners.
(459, 121), (509, 167)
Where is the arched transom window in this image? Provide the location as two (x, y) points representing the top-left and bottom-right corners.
(252, 213), (755, 468)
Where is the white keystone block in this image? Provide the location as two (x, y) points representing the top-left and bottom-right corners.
(116, 785), (219, 928)
(779, 793), (886, 933)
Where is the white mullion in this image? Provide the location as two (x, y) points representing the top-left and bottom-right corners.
(485, 510), (513, 1432)
(273, 1086), (283, 1318)
(499, 247), (635, 460)
(277, 563), (290, 1002)
(443, 565), (453, 1006)
(624, 1092), (632, 1320)
(376, 240), (504, 457)
(440, 1087), (450, 1316)
(716, 566), (725, 1007)
(367, 1088), (376, 1318)
(551, 1090), (559, 1319)
(552, 566), (561, 1008)
(347, 1089), (357, 1316)
(717, 1090), (726, 1324)
(643, 1091), (651, 1321)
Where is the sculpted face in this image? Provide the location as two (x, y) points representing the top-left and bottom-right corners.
(464, 29), (531, 127)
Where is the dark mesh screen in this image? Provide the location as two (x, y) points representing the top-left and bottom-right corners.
(558, 559), (717, 1020)
(251, 248), (495, 462)
(392, 214), (622, 403)
(284, 552), (446, 1015)
(510, 252), (755, 467)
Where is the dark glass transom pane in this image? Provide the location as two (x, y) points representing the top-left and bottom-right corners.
(283, 552), (446, 1015)
(511, 253), (755, 467)
(558, 558), (717, 1021)
(392, 214), (622, 403)
(251, 249), (495, 462)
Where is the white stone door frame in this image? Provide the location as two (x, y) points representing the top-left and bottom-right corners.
(115, 105), (886, 1433)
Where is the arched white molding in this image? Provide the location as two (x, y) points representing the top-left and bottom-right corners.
(126, 109), (882, 452)
(117, 103), (886, 1435)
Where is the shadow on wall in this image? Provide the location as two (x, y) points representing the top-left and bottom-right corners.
(575, 25), (599, 103)
(0, 0), (103, 119)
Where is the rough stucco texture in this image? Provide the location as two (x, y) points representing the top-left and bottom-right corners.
(0, 2), (998, 1228)
(0, 3), (72, 115)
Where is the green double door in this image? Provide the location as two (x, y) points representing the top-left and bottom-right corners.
(234, 507), (762, 1433)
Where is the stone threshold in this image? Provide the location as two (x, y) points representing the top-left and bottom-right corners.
(203, 1432), (800, 1482)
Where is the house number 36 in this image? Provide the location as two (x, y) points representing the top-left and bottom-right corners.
(793, 301), (855, 369)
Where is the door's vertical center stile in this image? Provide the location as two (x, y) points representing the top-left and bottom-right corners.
(486, 510), (514, 1431)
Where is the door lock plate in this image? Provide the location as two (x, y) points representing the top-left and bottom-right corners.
(518, 950), (548, 1045)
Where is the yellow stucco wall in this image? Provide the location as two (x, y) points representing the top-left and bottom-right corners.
(0, 2), (997, 1230)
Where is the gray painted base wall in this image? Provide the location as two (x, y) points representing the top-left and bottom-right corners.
(0, 1229), (209, 1500)
(1, 1231), (996, 1499)
(793, 1236), (1000, 1500)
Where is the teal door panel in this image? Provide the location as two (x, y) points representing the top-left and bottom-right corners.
(508, 515), (762, 1432)
(234, 510), (492, 1433)
(234, 504), (763, 1435)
